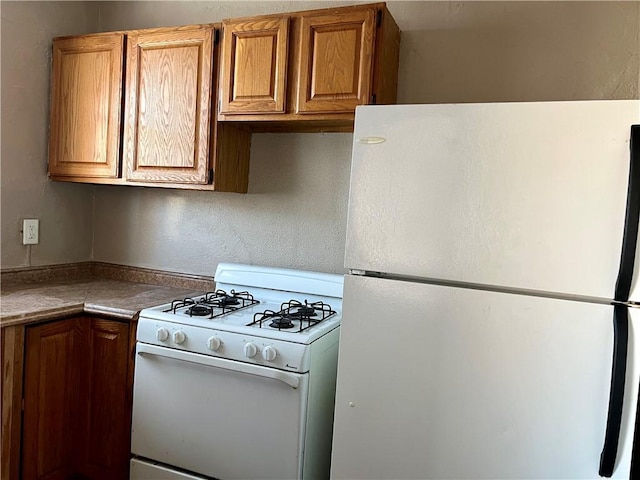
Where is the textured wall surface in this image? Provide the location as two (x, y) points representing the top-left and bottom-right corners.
(2, 1), (639, 274)
(92, 133), (352, 274)
(92, 0), (639, 276)
(1, 2), (98, 268)
(394, 1), (639, 103)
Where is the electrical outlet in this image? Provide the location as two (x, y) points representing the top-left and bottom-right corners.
(22, 219), (39, 245)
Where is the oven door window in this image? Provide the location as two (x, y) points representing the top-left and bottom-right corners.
(131, 343), (308, 480)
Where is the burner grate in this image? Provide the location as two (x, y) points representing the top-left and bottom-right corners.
(249, 300), (336, 332)
(164, 289), (259, 319)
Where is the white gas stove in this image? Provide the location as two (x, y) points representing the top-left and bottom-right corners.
(130, 263), (344, 480)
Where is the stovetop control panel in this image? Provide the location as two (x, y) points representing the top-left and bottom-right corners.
(137, 318), (314, 373)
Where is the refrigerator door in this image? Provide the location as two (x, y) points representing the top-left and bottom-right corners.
(345, 101), (640, 301)
(331, 275), (640, 479)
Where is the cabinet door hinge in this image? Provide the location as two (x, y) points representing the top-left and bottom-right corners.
(214, 29), (220, 45)
(376, 9), (382, 28)
(371, 94), (377, 105)
(209, 169), (214, 184)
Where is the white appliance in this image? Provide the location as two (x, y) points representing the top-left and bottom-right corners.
(130, 263), (343, 480)
(331, 101), (640, 479)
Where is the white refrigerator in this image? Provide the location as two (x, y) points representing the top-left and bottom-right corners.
(331, 101), (640, 479)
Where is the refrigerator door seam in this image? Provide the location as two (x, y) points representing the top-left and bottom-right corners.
(354, 270), (627, 306)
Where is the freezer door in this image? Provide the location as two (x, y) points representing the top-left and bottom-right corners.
(345, 101), (640, 300)
(331, 275), (640, 479)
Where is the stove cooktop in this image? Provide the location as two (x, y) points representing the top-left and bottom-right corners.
(138, 263), (344, 345)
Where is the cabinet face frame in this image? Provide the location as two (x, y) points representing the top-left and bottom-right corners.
(219, 17), (289, 115)
(296, 9), (376, 114)
(123, 27), (214, 184)
(1, 325), (24, 480)
(48, 34), (124, 178)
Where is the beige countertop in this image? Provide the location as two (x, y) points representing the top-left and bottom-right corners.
(1, 263), (215, 328)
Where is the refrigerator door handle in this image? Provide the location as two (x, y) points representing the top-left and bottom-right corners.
(600, 125), (639, 477)
(614, 124), (640, 302)
(599, 305), (629, 477)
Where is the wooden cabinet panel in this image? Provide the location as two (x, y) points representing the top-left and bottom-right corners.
(46, 4), (398, 188)
(220, 17), (289, 114)
(1, 325), (25, 480)
(216, 3), (399, 130)
(20, 317), (133, 480)
(22, 319), (82, 480)
(296, 9), (376, 114)
(76, 319), (131, 480)
(124, 27), (214, 183)
(48, 34), (124, 178)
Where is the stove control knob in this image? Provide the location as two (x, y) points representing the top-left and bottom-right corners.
(156, 328), (170, 342)
(173, 330), (187, 345)
(243, 342), (258, 358)
(262, 346), (277, 361)
(207, 336), (222, 351)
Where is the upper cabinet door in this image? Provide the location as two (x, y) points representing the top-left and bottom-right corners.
(219, 17), (289, 115)
(124, 27), (214, 184)
(296, 10), (376, 114)
(48, 34), (124, 178)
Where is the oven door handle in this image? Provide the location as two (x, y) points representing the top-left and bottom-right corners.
(136, 343), (301, 389)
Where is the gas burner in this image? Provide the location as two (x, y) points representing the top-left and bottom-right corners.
(204, 290), (243, 307)
(249, 300), (336, 332)
(163, 289), (259, 319)
(187, 305), (212, 317)
(217, 296), (240, 306)
(269, 315), (296, 329)
(289, 306), (317, 317)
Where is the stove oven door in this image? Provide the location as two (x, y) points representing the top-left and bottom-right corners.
(131, 343), (309, 480)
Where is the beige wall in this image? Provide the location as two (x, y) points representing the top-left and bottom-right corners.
(396, 1), (639, 103)
(2, 1), (639, 274)
(1, 1), (98, 268)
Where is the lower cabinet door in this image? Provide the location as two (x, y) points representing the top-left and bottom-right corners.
(76, 319), (131, 480)
(22, 319), (82, 480)
(22, 317), (132, 480)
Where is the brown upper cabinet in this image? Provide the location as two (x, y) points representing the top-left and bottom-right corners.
(47, 3), (400, 191)
(49, 25), (251, 192)
(217, 3), (400, 129)
(220, 16), (290, 115)
(296, 9), (376, 114)
(48, 33), (124, 178)
(123, 27), (214, 184)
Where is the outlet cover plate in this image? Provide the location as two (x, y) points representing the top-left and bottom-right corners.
(23, 219), (39, 245)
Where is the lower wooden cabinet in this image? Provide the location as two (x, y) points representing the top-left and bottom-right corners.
(22, 319), (82, 480)
(21, 317), (134, 480)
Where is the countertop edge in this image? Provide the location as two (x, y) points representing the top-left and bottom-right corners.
(1, 304), (86, 328)
(1, 263), (214, 328)
(83, 303), (140, 321)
